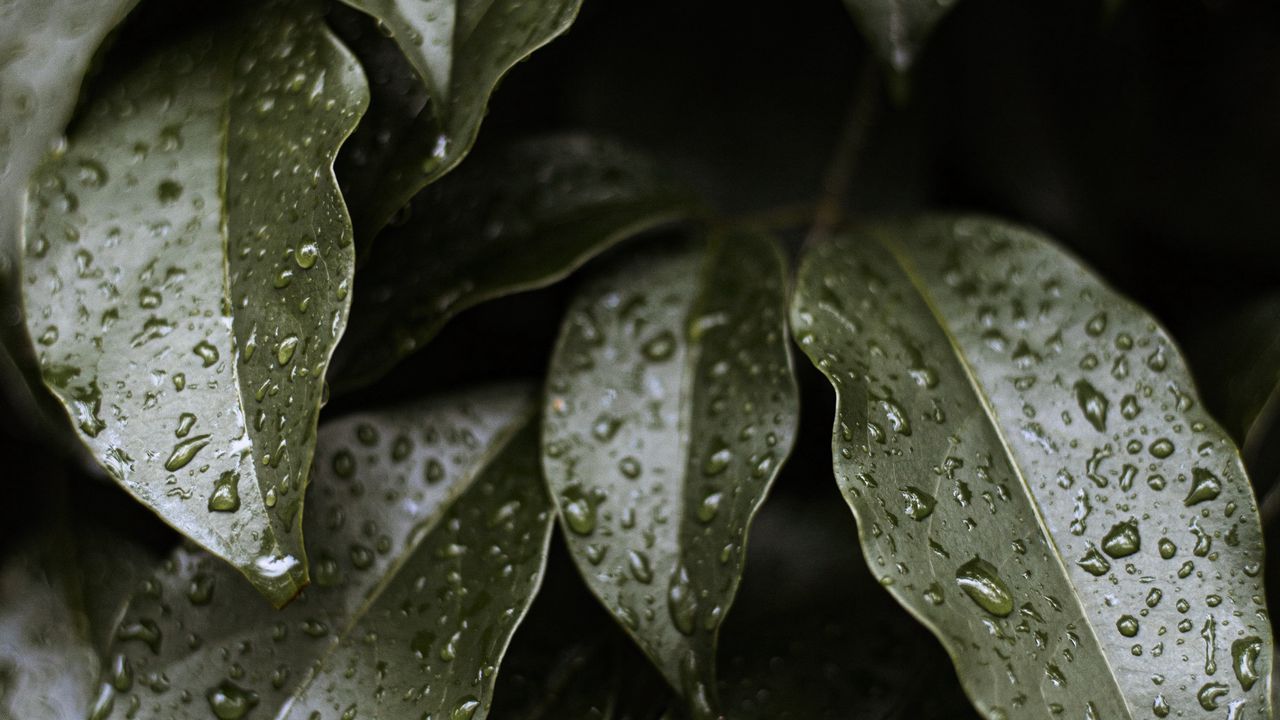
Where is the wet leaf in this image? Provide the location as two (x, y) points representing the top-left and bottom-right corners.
(841, 0), (957, 72)
(792, 216), (1274, 719)
(332, 135), (699, 392)
(0, 0), (138, 451)
(334, 0), (582, 234)
(19, 1), (370, 605)
(98, 384), (553, 719)
(542, 229), (799, 718)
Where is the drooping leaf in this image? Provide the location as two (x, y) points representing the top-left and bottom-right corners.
(20, 1), (370, 605)
(333, 0), (582, 234)
(791, 216), (1273, 719)
(331, 135), (700, 391)
(542, 229), (799, 718)
(0, 0), (138, 449)
(841, 0), (957, 72)
(98, 384), (553, 719)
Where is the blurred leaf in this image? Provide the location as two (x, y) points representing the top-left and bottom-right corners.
(0, 516), (154, 719)
(792, 216), (1273, 719)
(19, 0), (369, 605)
(332, 134), (699, 392)
(97, 384), (552, 719)
(542, 229), (799, 719)
(841, 0), (956, 72)
(334, 0), (582, 234)
(0, 0), (138, 450)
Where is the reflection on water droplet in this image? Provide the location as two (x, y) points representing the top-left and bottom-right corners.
(955, 557), (1013, 617)
(1101, 519), (1140, 558)
(1231, 636), (1262, 691)
(165, 434), (212, 471)
(208, 471), (241, 512)
(1184, 467), (1222, 506)
(901, 486), (936, 520)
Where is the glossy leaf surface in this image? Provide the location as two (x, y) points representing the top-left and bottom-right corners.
(20, 2), (370, 605)
(841, 0), (956, 72)
(0, 0), (138, 449)
(792, 216), (1273, 719)
(335, 0), (582, 233)
(99, 384), (553, 719)
(333, 135), (698, 391)
(543, 230), (799, 717)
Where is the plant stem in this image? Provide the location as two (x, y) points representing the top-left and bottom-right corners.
(810, 59), (883, 238)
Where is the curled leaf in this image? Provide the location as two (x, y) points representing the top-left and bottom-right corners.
(543, 229), (799, 718)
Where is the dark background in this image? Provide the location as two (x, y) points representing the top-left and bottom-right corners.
(5, 0), (1278, 716)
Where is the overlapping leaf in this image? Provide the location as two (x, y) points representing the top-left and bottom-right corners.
(792, 216), (1273, 719)
(20, 1), (369, 604)
(0, 0), (138, 448)
(97, 384), (553, 719)
(841, 0), (957, 72)
(332, 135), (699, 391)
(335, 0), (583, 234)
(542, 230), (799, 718)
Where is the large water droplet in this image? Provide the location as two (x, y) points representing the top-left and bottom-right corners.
(954, 557), (1013, 617)
(1101, 519), (1140, 558)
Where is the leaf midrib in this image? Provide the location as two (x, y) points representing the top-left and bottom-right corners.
(874, 230), (1134, 719)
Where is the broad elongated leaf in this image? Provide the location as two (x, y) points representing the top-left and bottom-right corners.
(841, 0), (956, 72)
(792, 216), (1273, 719)
(332, 135), (699, 391)
(334, 0), (582, 234)
(20, 1), (369, 605)
(542, 230), (799, 718)
(98, 384), (553, 719)
(0, 0), (138, 448)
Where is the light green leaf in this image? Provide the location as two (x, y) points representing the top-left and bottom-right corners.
(334, 0), (582, 234)
(791, 216), (1273, 719)
(841, 0), (957, 72)
(542, 229), (799, 719)
(332, 135), (699, 392)
(98, 384), (553, 720)
(0, 0), (138, 449)
(19, 1), (370, 605)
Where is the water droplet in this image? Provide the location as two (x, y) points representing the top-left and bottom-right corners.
(954, 557), (1013, 617)
(1184, 467), (1222, 506)
(667, 565), (697, 635)
(1197, 682), (1229, 711)
(206, 679), (259, 719)
(1077, 547), (1111, 576)
(192, 340), (219, 367)
(562, 490), (596, 535)
(295, 240), (319, 269)
(1101, 519), (1140, 558)
(156, 179), (183, 203)
(1073, 379), (1109, 432)
(208, 472), (241, 512)
(165, 434), (212, 471)
(641, 330), (676, 361)
(1116, 615), (1139, 637)
(697, 491), (723, 523)
(1158, 537), (1176, 559)
(1231, 636), (1262, 691)
(1149, 438), (1175, 459)
(276, 335), (299, 366)
(627, 550), (654, 583)
(702, 438), (731, 476)
(452, 697), (481, 720)
(901, 486), (936, 520)
(187, 573), (216, 605)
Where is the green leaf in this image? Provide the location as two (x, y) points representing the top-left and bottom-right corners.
(331, 135), (699, 392)
(841, 0), (956, 72)
(333, 0), (582, 234)
(0, 0), (138, 449)
(19, 1), (370, 605)
(542, 229), (800, 719)
(97, 384), (553, 719)
(791, 216), (1274, 720)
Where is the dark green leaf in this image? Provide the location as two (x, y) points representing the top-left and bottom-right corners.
(20, 1), (369, 605)
(792, 216), (1273, 719)
(334, 0), (582, 234)
(0, 0), (138, 450)
(98, 384), (552, 719)
(542, 229), (799, 718)
(841, 0), (956, 72)
(332, 135), (699, 391)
